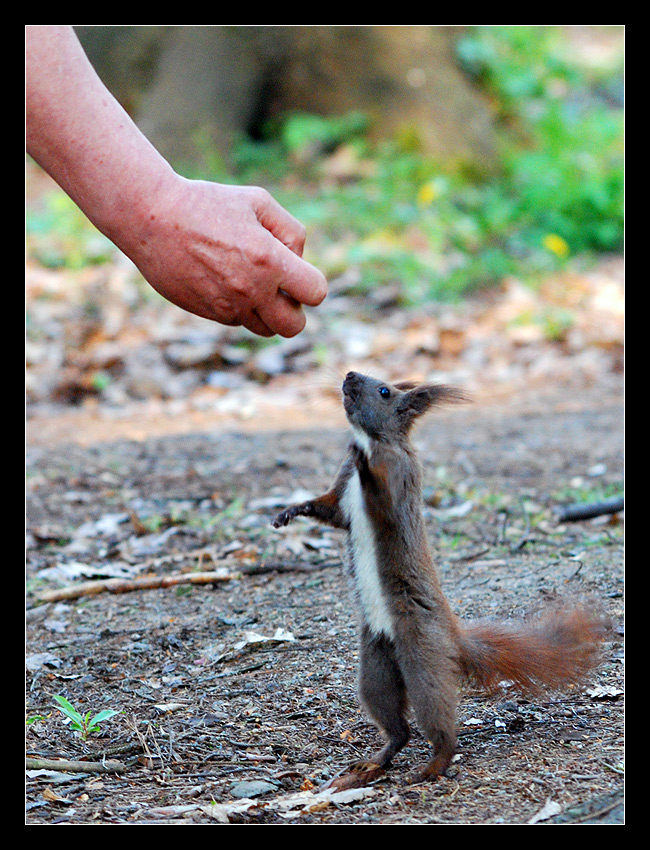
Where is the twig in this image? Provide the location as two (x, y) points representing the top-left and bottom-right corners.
(35, 569), (238, 603)
(556, 791), (623, 824)
(26, 757), (126, 774)
(33, 559), (339, 605)
(239, 558), (340, 575)
(553, 496), (624, 522)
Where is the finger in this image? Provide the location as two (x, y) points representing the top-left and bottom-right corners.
(255, 290), (307, 339)
(249, 189), (328, 306)
(241, 309), (276, 338)
(252, 188), (306, 256)
(273, 242), (328, 308)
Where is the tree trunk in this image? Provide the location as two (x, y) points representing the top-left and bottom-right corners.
(76, 25), (498, 168)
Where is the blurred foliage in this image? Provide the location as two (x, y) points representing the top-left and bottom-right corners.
(26, 191), (115, 269)
(457, 26), (624, 255)
(27, 26), (623, 304)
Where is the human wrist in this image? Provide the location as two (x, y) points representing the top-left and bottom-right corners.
(92, 151), (180, 263)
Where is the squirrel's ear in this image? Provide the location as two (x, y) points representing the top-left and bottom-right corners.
(397, 384), (470, 422)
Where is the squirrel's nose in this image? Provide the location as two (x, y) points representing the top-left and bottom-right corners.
(343, 372), (360, 395)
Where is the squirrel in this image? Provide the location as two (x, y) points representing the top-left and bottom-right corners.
(273, 371), (605, 786)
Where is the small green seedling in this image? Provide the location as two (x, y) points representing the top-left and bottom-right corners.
(53, 695), (119, 741)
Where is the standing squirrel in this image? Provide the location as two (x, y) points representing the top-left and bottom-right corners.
(273, 372), (605, 786)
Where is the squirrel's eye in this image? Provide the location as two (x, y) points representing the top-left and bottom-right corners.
(378, 386), (390, 398)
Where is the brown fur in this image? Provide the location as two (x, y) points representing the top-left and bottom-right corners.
(274, 372), (606, 783)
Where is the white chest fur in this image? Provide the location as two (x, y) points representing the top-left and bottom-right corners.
(340, 465), (395, 639)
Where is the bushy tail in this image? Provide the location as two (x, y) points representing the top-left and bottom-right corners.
(457, 608), (606, 693)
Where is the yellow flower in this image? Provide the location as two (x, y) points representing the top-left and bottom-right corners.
(543, 233), (570, 258)
(417, 181), (438, 207)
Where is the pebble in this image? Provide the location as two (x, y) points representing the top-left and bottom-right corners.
(230, 779), (279, 799)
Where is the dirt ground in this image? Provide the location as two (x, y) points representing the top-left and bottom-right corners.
(25, 368), (624, 825)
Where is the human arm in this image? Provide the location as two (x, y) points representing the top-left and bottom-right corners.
(25, 25), (327, 337)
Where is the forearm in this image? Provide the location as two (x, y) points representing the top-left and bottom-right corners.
(26, 26), (175, 255)
(26, 26), (328, 337)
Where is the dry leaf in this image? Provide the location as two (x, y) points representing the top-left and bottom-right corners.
(528, 798), (562, 824)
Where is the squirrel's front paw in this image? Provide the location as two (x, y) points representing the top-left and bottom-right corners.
(272, 510), (291, 528)
(272, 502), (312, 528)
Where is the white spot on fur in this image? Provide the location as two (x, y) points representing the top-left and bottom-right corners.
(341, 469), (394, 638)
(350, 426), (372, 458)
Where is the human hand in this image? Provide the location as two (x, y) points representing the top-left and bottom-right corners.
(26, 27), (327, 339)
(122, 176), (327, 338)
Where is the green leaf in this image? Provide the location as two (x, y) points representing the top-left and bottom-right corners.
(88, 709), (119, 727)
(53, 695), (84, 725)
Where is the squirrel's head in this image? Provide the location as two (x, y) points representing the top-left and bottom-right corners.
(342, 372), (469, 443)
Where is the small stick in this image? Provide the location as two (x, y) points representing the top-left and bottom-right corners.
(554, 496), (624, 522)
(35, 569), (238, 603)
(26, 756), (126, 774)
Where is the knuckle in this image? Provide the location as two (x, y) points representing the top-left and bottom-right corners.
(247, 185), (272, 207)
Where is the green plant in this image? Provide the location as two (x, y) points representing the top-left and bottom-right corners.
(456, 26), (624, 256)
(277, 110), (369, 157)
(53, 695), (119, 740)
(25, 190), (115, 269)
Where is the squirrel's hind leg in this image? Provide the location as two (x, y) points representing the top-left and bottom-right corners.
(358, 628), (411, 768)
(396, 636), (458, 783)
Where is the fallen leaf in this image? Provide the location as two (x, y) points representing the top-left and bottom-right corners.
(588, 685), (624, 699)
(193, 784), (379, 823)
(233, 628), (295, 651)
(154, 702), (189, 713)
(42, 786), (73, 805)
(528, 798), (562, 824)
